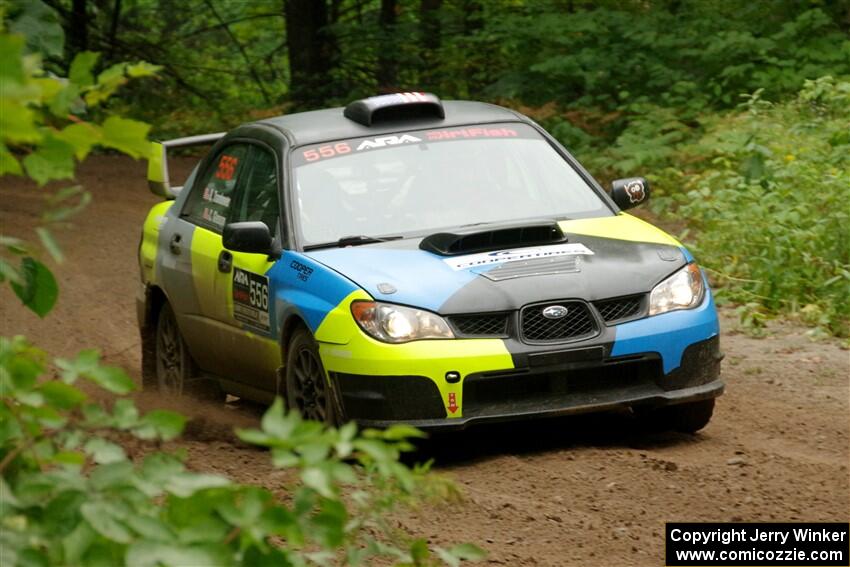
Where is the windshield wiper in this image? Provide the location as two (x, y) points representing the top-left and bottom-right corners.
(303, 234), (403, 251)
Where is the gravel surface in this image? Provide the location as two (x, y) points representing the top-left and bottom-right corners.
(2, 156), (848, 566)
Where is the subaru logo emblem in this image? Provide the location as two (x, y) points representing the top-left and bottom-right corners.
(542, 305), (568, 319)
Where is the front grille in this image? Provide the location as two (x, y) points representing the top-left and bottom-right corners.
(449, 313), (509, 337)
(594, 295), (645, 324)
(462, 358), (662, 418)
(520, 301), (597, 343)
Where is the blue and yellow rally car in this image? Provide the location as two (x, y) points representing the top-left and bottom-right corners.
(138, 92), (723, 431)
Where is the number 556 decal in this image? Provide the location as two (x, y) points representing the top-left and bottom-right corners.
(232, 268), (270, 332)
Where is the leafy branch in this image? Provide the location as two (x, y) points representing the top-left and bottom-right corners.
(0, 336), (485, 566)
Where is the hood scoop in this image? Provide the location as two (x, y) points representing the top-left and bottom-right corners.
(479, 255), (581, 281)
(420, 221), (567, 256)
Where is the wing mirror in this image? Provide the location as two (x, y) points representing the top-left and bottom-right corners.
(610, 177), (650, 210)
(223, 222), (279, 256)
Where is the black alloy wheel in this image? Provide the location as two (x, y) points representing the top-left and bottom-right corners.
(286, 327), (338, 424)
(156, 302), (189, 396)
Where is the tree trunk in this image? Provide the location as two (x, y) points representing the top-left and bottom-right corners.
(461, 0), (484, 96)
(419, 0), (442, 88)
(69, 0), (88, 57)
(285, 0), (336, 108)
(107, 0), (122, 61)
(376, 0), (398, 91)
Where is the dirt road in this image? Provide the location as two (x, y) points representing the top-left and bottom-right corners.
(2, 156), (848, 566)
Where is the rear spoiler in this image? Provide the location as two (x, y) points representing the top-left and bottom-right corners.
(147, 132), (225, 199)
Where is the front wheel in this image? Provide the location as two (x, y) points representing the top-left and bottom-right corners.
(642, 398), (716, 433)
(285, 328), (338, 425)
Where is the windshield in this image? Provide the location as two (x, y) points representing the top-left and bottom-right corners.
(292, 123), (610, 246)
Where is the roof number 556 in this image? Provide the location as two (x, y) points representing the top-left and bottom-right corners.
(303, 142), (351, 162)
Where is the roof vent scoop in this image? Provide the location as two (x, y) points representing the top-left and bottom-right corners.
(420, 221), (567, 256)
(344, 92), (445, 126)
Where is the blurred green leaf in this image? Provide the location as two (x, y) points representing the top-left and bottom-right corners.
(1, 235), (28, 255)
(0, 33), (26, 84)
(36, 227), (63, 263)
(80, 501), (133, 543)
(435, 543), (487, 566)
(22, 137), (75, 185)
(46, 82), (81, 117)
(381, 424), (427, 441)
(126, 62), (162, 78)
(311, 498), (346, 548)
(0, 258), (20, 284)
(165, 473), (230, 498)
(10, 257), (58, 318)
(55, 123), (101, 160)
(112, 398), (140, 427)
(55, 348), (99, 383)
(410, 539), (431, 563)
(83, 437), (127, 464)
(126, 541), (234, 567)
(39, 381), (86, 409)
(260, 397), (296, 440)
(124, 515), (175, 542)
(85, 64), (130, 106)
(89, 461), (134, 490)
(0, 99), (39, 144)
(301, 466), (334, 499)
(0, 143), (22, 175)
(69, 52), (101, 87)
(86, 365), (135, 394)
(135, 410), (187, 441)
(0, 476), (21, 509)
(100, 116), (151, 158)
(8, 0), (65, 58)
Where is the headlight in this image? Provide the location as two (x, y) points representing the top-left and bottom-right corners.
(649, 263), (705, 316)
(350, 301), (455, 343)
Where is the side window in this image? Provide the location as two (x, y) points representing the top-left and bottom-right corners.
(230, 147), (280, 233)
(183, 144), (250, 231)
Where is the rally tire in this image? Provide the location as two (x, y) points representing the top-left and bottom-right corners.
(154, 302), (224, 403)
(644, 398), (714, 433)
(671, 398), (716, 433)
(285, 327), (339, 426)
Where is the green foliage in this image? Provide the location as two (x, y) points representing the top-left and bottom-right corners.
(5, 0), (64, 59)
(0, 8), (158, 318)
(1, 337), (484, 566)
(59, 0), (843, 137)
(9, 257), (58, 318)
(598, 77), (849, 337)
(483, 3), (849, 112)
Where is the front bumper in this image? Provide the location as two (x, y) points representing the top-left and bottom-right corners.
(318, 288), (722, 430)
(331, 335), (723, 430)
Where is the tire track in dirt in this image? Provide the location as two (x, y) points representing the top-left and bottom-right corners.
(1, 156), (847, 566)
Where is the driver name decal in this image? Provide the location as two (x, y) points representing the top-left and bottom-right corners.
(443, 243), (594, 271)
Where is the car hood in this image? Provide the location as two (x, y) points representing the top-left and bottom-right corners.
(304, 214), (690, 314)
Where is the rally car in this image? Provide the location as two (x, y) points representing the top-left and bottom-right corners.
(138, 92), (723, 431)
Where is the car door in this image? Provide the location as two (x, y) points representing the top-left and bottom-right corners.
(176, 142), (250, 373)
(214, 144), (282, 390)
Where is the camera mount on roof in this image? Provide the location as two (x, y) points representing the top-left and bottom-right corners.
(344, 92), (445, 126)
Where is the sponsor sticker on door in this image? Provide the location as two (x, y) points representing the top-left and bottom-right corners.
(233, 268), (270, 332)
